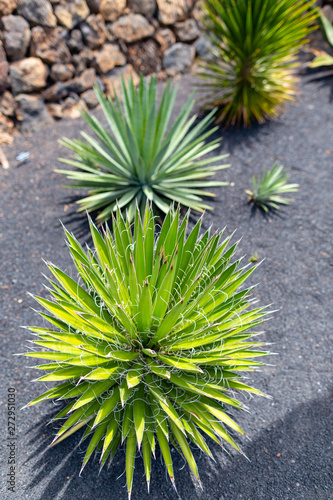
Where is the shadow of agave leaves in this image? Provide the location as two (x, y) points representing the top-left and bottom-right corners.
(60, 209), (94, 246)
(188, 388), (333, 500)
(22, 393), (219, 499)
(302, 70), (333, 103)
(23, 402), (71, 460)
(22, 388), (333, 500)
(247, 202), (288, 221)
(199, 111), (280, 157)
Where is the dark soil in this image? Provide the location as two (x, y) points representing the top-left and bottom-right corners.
(0, 75), (332, 500)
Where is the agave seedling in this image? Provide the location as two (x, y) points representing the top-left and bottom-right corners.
(246, 162), (299, 212)
(22, 205), (272, 498)
(56, 75), (229, 223)
(197, 0), (318, 126)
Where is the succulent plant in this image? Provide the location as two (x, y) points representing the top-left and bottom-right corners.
(57, 76), (229, 223)
(246, 162), (299, 212)
(308, 10), (333, 70)
(22, 205), (271, 498)
(197, 0), (318, 126)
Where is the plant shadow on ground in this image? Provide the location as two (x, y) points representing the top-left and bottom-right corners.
(246, 202), (287, 220)
(192, 97), (280, 155)
(60, 200), (94, 246)
(58, 178), (287, 247)
(302, 70), (333, 102)
(23, 388), (333, 500)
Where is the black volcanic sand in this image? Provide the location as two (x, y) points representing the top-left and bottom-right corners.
(0, 75), (332, 500)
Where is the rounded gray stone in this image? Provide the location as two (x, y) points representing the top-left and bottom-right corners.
(163, 42), (195, 76)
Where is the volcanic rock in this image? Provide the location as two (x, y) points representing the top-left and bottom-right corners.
(80, 14), (109, 49)
(111, 14), (154, 43)
(10, 57), (48, 95)
(30, 26), (71, 64)
(16, 0), (57, 28)
(94, 43), (126, 74)
(2, 15), (31, 61)
(99, 0), (126, 22)
(163, 42), (195, 76)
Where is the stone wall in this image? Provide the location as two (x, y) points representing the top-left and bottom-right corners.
(0, 0), (209, 144)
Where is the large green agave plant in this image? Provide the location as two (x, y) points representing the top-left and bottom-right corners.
(22, 205), (272, 498)
(57, 75), (229, 222)
(198, 0), (318, 126)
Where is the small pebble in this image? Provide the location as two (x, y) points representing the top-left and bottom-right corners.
(16, 151), (30, 164)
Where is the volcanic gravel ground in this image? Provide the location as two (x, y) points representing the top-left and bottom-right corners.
(0, 75), (332, 500)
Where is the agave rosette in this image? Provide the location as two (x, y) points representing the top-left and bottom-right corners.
(198, 0), (318, 125)
(23, 205), (271, 497)
(57, 76), (229, 222)
(246, 162), (299, 211)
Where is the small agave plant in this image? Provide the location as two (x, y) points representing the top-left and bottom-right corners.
(57, 75), (229, 222)
(246, 162), (299, 212)
(22, 205), (272, 498)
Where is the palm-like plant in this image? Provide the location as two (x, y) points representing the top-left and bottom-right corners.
(197, 0), (318, 126)
(246, 162), (299, 211)
(22, 205), (271, 498)
(57, 76), (229, 223)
